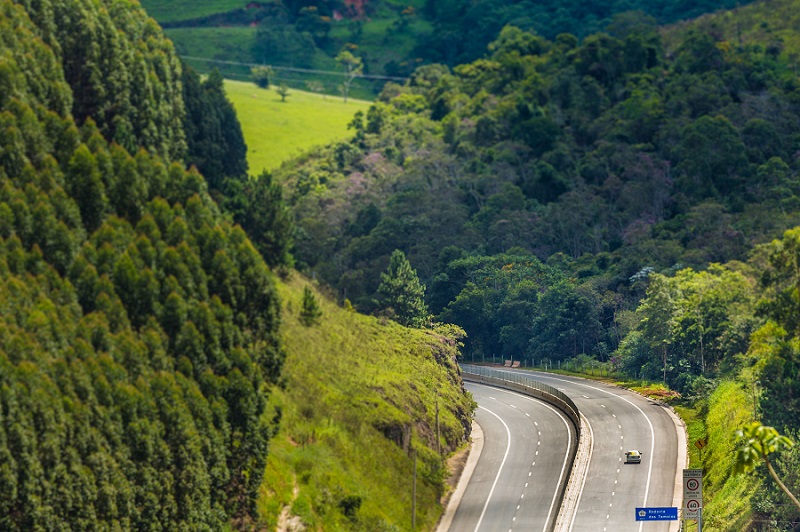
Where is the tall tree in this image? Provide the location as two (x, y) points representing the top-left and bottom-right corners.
(637, 274), (680, 383)
(182, 67), (248, 192)
(222, 171), (294, 269)
(336, 49), (363, 103)
(377, 250), (429, 328)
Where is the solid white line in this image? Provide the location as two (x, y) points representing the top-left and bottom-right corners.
(474, 405), (512, 532)
(534, 376), (657, 532)
(490, 388), (573, 532)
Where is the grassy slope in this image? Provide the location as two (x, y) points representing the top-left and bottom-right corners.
(260, 275), (474, 530)
(138, 0), (246, 23)
(224, 79), (371, 173)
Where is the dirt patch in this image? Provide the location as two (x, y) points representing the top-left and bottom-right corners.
(440, 445), (470, 507)
(276, 481), (305, 532)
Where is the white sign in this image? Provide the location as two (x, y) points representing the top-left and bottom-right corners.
(683, 469), (703, 520)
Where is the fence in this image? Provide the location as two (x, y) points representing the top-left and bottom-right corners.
(460, 364), (581, 434)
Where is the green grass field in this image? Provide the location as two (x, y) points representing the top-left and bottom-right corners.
(139, 0), (246, 23)
(224, 79), (372, 173)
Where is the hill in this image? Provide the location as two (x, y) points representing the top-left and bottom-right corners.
(0, 0), (472, 529)
(224, 79), (372, 173)
(259, 275), (473, 529)
(140, 0), (760, 98)
(264, 1), (800, 526)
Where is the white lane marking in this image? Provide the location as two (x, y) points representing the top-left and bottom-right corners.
(582, 395), (589, 398)
(511, 405), (517, 409)
(537, 376), (659, 532)
(482, 386), (573, 532)
(474, 405), (512, 532)
(601, 404), (606, 408)
(526, 413), (530, 417)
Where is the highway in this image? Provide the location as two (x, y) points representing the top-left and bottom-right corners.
(448, 371), (684, 532)
(528, 372), (683, 532)
(448, 382), (575, 532)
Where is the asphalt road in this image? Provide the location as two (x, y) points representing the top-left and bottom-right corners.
(448, 382), (575, 532)
(523, 372), (683, 532)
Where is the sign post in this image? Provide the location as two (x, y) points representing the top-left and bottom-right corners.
(683, 469), (703, 531)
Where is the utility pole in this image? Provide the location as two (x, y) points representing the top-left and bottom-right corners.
(435, 397), (441, 456)
(412, 449), (417, 530)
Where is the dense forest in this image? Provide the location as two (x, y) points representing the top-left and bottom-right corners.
(141, 0), (760, 89)
(0, 0), (287, 527)
(276, 5), (800, 526)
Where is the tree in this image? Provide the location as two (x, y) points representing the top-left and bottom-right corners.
(734, 422), (800, 511)
(376, 250), (428, 328)
(637, 274), (680, 383)
(222, 171), (294, 268)
(336, 49), (363, 103)
(275, 84), (290, 102)
(250, 66), (273, 89)
(300, 286), (323, 326)
(182, 67), (248, 192)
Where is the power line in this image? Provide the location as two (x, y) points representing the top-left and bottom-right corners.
(179, 55), (409, 82)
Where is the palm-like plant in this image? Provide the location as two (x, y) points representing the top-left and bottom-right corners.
(733, 421), (800, 510)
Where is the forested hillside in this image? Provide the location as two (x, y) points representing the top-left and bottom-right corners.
(0, 0), (474, 529)
(140, 0), (758, 93)
(276, 5), (800, 525)
(0, 0), (284, 527)
(281, 15), (800, 359)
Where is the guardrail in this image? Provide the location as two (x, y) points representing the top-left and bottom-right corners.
(459, 364), (586, 531)
(460, 364), (581, 433)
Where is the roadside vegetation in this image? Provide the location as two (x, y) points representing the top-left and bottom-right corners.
(260, 275), (474, 530)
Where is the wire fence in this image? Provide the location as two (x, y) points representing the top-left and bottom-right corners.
(180, 54), (407, 99)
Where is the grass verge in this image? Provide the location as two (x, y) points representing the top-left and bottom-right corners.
(259, 274), (474, 530)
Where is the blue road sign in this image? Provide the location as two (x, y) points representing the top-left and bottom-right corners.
(635, 507), (679, 521)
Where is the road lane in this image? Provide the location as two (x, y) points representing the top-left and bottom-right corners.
(449, 383), (575, 532)
(527, 372), (682, 532)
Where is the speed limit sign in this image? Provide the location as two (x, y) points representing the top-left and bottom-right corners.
(683, 469), (703, 520)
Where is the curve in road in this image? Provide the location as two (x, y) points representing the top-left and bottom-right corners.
(447, 383), (575, 532)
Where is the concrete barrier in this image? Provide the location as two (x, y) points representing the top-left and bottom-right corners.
(460, 364), (586, 532)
